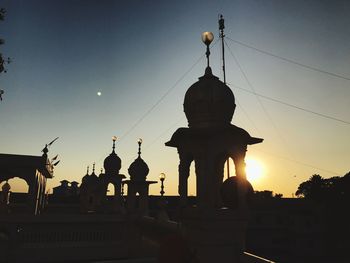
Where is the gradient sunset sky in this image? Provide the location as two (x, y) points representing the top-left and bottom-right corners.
(1, 0), (349, 197)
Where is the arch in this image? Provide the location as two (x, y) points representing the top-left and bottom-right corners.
(0, 177), (29, 194)
(106, 183), (115, 196)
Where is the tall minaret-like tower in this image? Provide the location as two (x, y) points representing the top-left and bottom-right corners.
(165, 29), (263, 263)
(166, 31), (263, 210)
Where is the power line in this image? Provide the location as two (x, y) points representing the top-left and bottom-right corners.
(226, 37), (350, 81)
(118, 39), (220, 142)
(225, 39), (296, 156)
(93, 40), (221, 168)
(118, 54), (205, 142)
(230, 84), (350, 125)
(144, 115), (185, 152)
(235, 99), (262, 135)
(255, 149), (342, 176)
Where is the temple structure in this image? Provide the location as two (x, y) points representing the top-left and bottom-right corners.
(166, 62), (262, 210)
(79, 137), (126, 213)
(0, 145), (54, 214)
(124, 139), (157, 215)
(165, 32), (263, 262)
(0, 30), (276, 263)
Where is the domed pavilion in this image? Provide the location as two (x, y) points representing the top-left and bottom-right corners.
(166, 36), (263, 210)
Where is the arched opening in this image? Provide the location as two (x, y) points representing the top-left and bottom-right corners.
(188, 162), (196, 196)
(225, 157), (236, 179)
(0, 177), (29, 211)
(107, 183), (115, 196)
(0, 177), (29, 193)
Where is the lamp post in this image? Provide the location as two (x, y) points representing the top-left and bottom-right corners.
(159, 173), (166, 197)
(201, 31), (214, 68)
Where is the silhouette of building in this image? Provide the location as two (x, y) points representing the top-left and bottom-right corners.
(0, 31), (286, 263)
(52, 180), (80, 197)
(0, 145), (54, 214)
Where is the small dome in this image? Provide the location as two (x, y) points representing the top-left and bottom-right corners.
(128, 157), (149, 181)
(81, 168), (90, 185)
(104, 151), (121, 174)
(184, 67), (236, 128)
(88, 171), (99, 185)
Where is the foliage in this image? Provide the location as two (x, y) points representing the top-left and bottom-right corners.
(253, 190), (283, 199)
(0, 8), (6, 74)
(295, 172), (350, 202)
(0, 7), (8, 100)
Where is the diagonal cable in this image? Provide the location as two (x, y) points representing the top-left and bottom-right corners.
(226, 37), (350, 81)
(230, 84), (350, 125)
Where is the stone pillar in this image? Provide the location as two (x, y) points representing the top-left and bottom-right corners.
(178, 151), (192, 207)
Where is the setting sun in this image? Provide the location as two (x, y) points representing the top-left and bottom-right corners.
(245, 158), (264, 183)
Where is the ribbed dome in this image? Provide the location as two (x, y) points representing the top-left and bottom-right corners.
(184, 67), (236, 128)
(128, 157), (149, 181)
(104, 151), (121, 174)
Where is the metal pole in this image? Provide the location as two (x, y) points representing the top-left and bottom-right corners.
(160, 179), (165, 197)
(219, 14), (230, 179)
(219, 14), (226, 84)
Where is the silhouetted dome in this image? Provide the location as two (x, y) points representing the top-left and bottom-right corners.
(184, 67), (236, 128)
(104, 151), (121, 174)
(128, 157), (149, 181)
(81, 171), (90, 185)
(86, 171), (99, 186)
(221, 176), (254, 209)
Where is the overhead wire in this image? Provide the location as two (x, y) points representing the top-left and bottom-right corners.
(118, 54), (203, 142)
(225, 39), (297, 161)
(255, 149), (342, 176)
(93, 41), (220, 169)
(226, 37), (350, 82)
(215, 35), (261, 135)
(118, 39), (219, 142)
(224, 37), (345, 178)
(230, 84), (350, 125)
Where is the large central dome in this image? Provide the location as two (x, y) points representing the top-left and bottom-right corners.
(183, 67), (236, 128)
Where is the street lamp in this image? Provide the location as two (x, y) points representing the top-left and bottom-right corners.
(159, 173), (166, 197)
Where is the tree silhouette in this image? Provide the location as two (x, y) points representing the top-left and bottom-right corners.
(0, 8), (10, 66)
(296, 172), (350, 202)
(0, 7), (9, 101)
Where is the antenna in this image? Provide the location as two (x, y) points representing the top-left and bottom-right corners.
(219, 14), (230, 179)
(219, 14), (226, 84)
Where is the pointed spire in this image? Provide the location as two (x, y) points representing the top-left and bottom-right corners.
(112, 136), (117, 153)
(86, 165), (90, 175)
(137, 138), (143, 158)
(92, 162), (96, 173)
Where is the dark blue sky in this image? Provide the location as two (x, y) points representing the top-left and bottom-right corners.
(1, 0), (349, 196)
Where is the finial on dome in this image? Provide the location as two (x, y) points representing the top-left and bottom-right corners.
(201, 31), (214, 69)
(137, 138), (143, 158)
(205, 66), (213, 75)
(86, 166), (89, 175)
(92, 162), (95, 173)
(112, 136), (117, 152)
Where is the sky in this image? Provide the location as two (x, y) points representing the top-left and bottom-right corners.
(0, 0), (349, 197)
